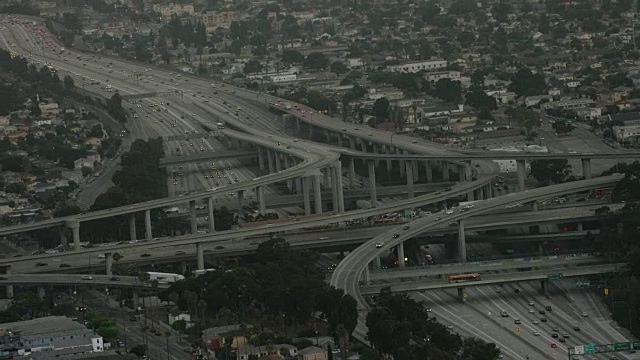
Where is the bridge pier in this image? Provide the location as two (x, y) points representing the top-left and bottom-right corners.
(373, 256), (381, 270)
(144, 210), (152, 240)
(208, 197), (216, 232)
(189, 200), (197, 234)
(348, 158), (356, 188)
(308, 124), (314, 139)
(329, 168), (338, 210)
(105, 252), (113, 275)
(540, 280), (548, 296)
(442, 162), (450, 181)
(59, 226), (68, 249)
(397, 242), (405, 268)
(349, 136), (357, 150)
(412, 161), (419, 182)
(132, 290), (139, 310)
(372, 142), (380, 167)
(237, 191), (244, 214)
(577, 222), (583, 231)
(425, 161), (433, 182)
(457, 288), (466, 302)
(284, 156), (293, 190)
(582, 158), (592, 179)
(325, 129), (331, 143)
(257, 186), (266, 215)
(196, 242), (204, 270)
(458, 220), (467, 262)
(323, 167), (331, 189)
(459, 165), (467, 181)
(516, 159), (526, 192)
(313, 174), (323, 215)
(275, 153), (282, 172)
(66, 220), (81, 251)
(295, 118), (301, 134)
(532, 201), (538, 212)
(538, 242), (544, 256)
(406, 161), (415, 198)
(385, 146), (392, 174)
(129, 214), (137, 241)
(398, 149), (406, 178)
(37, 286), (45, 300)
(338, 134), (343, 147)
(368, 161), (377, 207)
(295, 177), (302, 194)
(303, 177), (312, 216)
(267, 150), (275, 174)
(362, 266), (370, 285)
(467, 190), (475, 201)
(258, 148), (265, 171)
(333, 161), (345, 213)
(180, 261), (188, 274)
(476, 187), (484, 200)
(2, 266), (12, 299)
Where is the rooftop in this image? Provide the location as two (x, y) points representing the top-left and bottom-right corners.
(0, 316), (86, 338)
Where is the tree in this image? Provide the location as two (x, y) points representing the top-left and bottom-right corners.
(530, 159), (571, 184)
(243, 59), (263, 74)
(371, 97), (390, 123)
(434, 79), (463, 103)
(509, 107), (541, 136)
(553, 121), (575, 135)
(304, 52), (329, 70)
(508, 68), (547, 97)
(63, 75), (74, 91)
(281, 49), (305, 64)
(461, 338), (501, 360)
(330, 61), (349, 75)
(607, 72), (634, 88)
(457, 31), (476, 48)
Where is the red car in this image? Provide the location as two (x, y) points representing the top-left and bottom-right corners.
(550, 343), (558, 348)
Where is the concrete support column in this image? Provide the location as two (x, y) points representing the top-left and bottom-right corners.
(132, 290), (139, 310)
(326, 129), (331, 143)
(295, 178), (302, 194)
(442, 162), (450, 181)
(577, 222), (583, 231)
(467, 190), (475, 201)
(66, 220), (81, 251)
(348, 157), (356, 188)
(330, 169), (339, 210)
(4, 267), (12, 299)
(582, 158), (592, 179)
(385, 146), (392, 173)
(457, 288), (466, 302)
(37, 286), (45, 300)
(334, 162), (345, 213)
(532, 201), (538, 212)
(257, 186), (266, 215)
(485, 185), (492, 199)
(144, 209), (152, 240)
(372, 142), (380, 166)
(398, 149), (406, 178)
(368, 161), (377, 207)
(295, 119), (301, 133)
(425, 161), (433, 182)
(459, 165), (467, 181)
(129, 213), (137, 241)
(406, 161), (414, 198)
(59, 227), (68, 249)
(538, 242), (544, 256)
(284, 156), (293, 190)
(338, 135), (343, 147)
(189, 200), (197, 234)
(477, 187), (484, 200)
(458, 219), (467, 262)
(275, 153), (282, 172)
(540, 280), (548, 296)
(323, 168), (331, 189)
(313, 174), (323, 215)
(349, 136), (357, 150)
(105, 252), (113, 275)
(237, 190), (244, 214)
(303, 177), (312, 216)
(397, 242), (405, 268)
(362, 266), (370, 285)
(267, 150), (275, 174)
(373, 256), (381, 270)
(412, 161), (419, 182)
(180, 261), (188, 274)
(516, 159), (526, 192)
(258, 147), (265, 171)
(208, 197), (215, 232)
(196, 242), (204, 270)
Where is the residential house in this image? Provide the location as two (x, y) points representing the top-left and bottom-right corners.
(540, 98), (597, 111)
(152, 3), (194, 17)
(74, 158), (96, 170)
(193, 11), (237, 30)
(387, 60), (447, 73)
(345, 58), (364, 68)
(298, 346), (327, 360)
(236, 344), (298, 360)
(608, 112), (640, 145)
(84, 137), (102, 148)
(425, 70), (461, 84)
(525, 95), (554, 107)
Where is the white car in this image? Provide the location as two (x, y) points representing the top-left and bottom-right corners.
(533, 331), (540, 336)
(445, 210), (454, 215)
(82, 275), (93, 280)
(582, 312), (588, 317)
(375, 242), (384, 248)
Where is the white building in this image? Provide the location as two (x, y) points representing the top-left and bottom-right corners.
(152, 3), (194, 17)
(387, 60), (447, 73)
(425, 70), (461, 83)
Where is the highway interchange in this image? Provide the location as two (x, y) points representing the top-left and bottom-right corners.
(1, 16), (638, 360)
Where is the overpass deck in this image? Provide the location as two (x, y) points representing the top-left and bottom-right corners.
(159, 149), (257, 166)
(360, 263), (626, 295)
(0, 274), (169, 289)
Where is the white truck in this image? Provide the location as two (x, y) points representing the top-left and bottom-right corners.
(284, 103), (292, 110)
(147, 272), (185, 284)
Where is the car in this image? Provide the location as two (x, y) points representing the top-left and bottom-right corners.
(550, 343), (557, 348)
(532, 320), (539, 324)
(573, 326), (580, 331)
(403, 225), (410, 230)
(215, 245), (225, 250)
(110, 276), (120, 281)
(559, 338), (566, 343)
(533, 331), (540, 336)
(175, 251), (186, 255)
(514, 319), (521, 324)
(500, 311), (509, 317)
(129, 316), (137, 322)
(563, 333), (570, 338)
(445, 210), (454, 215)
(553, 326), (559, 332)
(539, 309), (546, 314)
(582, 312), (588, 317)
(528, 309), (535, 314)
(541, 317), (547, 322)
(545, 306), (552, 311)
(36, 262), (47, 267)
(552, 333), (559, 338)
(82, 275), (93, 280)
(529, 301), (535, 306)
(392, 234), (399, 238)
(140, 253), (151, 258)
(412, 140), (417, 143)
(375, 242), (384, 248)
(59, 263), (71, 268)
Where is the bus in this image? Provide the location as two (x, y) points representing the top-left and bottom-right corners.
(146, 272), (185, 284)
(216, 122), (225, 129)
(447, 273), (481, 283)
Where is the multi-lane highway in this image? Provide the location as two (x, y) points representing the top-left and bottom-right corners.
(1, 16), (634, 360)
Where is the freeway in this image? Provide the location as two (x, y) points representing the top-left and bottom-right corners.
(1, 204), (612, 274)
(330, 174), (624, 342)
(360, 264), (626, 295)
(159, 149), (257, 166)
(369, 254), (608, 280)
(0, 274), (168, 289)
(0, 17), (501, 244)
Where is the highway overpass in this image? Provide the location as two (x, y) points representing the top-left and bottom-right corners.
(0, 274), (169, 290)
(159, 149), (257, 167)
(360, 263), (627, 295)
